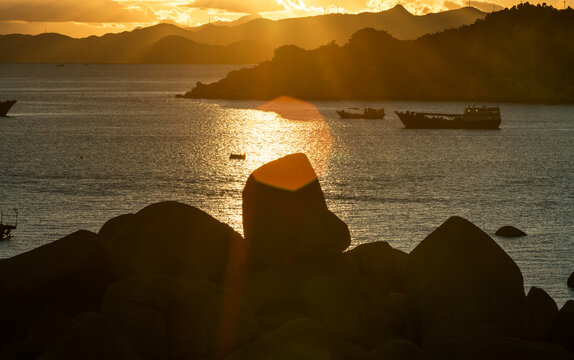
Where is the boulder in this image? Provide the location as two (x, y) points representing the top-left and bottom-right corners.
(0, 230), (117, 343)
(302, 276), (412, 349)
(406, 216), (527, 347)
(102, 201), (248, 285)
(525, 286), (558, 341)
(345, 241), (408, 294)
(366, 339), (429, 360)
(548, 300), (574, 352)
(301, 276), (373, 344)
(224, 317), (335, 360)
(242, 153), (350, 268)
(103, 275), (259, 360)
(567, 271), (574, 288)
(98, 213), (135, 240)
(244, 254), (356, 315)
(39, 312), (143, 360)
(495, 225), (527, 237)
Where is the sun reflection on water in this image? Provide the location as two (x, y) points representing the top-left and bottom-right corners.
(220, 96), (333, 233)
(231, 96), (333, 175)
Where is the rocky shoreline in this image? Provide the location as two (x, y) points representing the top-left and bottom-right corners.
(1, 153), (573, 360)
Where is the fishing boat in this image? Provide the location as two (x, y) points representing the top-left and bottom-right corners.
(0, 100), (17, 116)
(1, 209), (18, 240)
(229, 153), (246, 160)
(395, 105), (501, 129)
(337, 107), (385, 119)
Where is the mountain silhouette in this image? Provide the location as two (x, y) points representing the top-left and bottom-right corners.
(185, 4), (574, 103)
(186, 5), (485, 50)
(0, 6), (484, 64)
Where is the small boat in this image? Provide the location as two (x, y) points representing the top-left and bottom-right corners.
(1, 209), (18, 240)
(395, 105), (501, 129)
(0, 100), (17, 116)
(337, 107), (385, 119)
(229, 153), (246, 160)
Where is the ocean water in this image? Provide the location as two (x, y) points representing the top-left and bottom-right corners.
(1, 64), (573, 305)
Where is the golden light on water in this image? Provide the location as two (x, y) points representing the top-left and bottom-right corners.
(237, 96), (333, 176)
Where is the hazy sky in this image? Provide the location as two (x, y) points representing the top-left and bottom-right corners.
(0, 0), (568, 38)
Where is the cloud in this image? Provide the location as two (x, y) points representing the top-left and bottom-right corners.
(0, 0), (155, 23)
(188, 0), (286, 14)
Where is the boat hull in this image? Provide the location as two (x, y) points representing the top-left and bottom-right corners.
(0, 100), (17, 117)
(337, 109), (385, 119)
(395, 112), (500, 129)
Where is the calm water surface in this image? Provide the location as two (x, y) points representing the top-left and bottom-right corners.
(1, 64), (573, 305)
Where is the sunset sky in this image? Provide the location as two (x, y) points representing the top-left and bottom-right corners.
(0, 0), (568, 38)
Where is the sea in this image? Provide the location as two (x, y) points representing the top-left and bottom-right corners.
(0, 64), (573, 305)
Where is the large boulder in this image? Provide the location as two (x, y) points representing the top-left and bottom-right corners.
(244, 254), (356, 315)
(224, 317), (335, 360)
(548, 300), (574, 352)
(101, 201), (248, 285)
(242, 153), (350, 268)
(102, 275), (259, 360)
(301, 276), (412, 348)
(98, 213), (135, 241)
(0, 230), (117, 343)
(406, 216), (527, 348)
(345, 241), (408, 294)
(525, 286), (558, 341)
(39, 312), (143, 360)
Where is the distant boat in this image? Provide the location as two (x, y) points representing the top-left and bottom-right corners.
(1, 209), (18, 240)
(395, 105), (501, 129)
(0, 100), (17, 117)
(229, 153), (246, 160)
(337, 107), (385, 119)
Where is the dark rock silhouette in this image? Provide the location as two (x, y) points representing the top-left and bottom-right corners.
(0, 230), (117, 345)
(1, 153), (573, 359)
(548, 300), (574, 353)
(526, 286), (559, 341)
(406, 216), (527, 348)
(39, 312), (142, 360)
(101, 201), (248, 284)
(346, 241), (408, 294)
(567, 271), (574, 288)
(495, 225), (528, 237)
(242, 153), (350, 268)
(103, 276), (259, 360)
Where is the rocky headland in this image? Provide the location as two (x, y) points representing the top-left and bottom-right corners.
(183, 4), (574, 103)
(0, 153), (573, 360)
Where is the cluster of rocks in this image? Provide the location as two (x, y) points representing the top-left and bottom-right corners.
(0, 153), (573, 360)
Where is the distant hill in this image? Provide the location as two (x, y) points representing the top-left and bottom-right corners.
(186, 5), (485, 49)
(185, 4), (574, 103)
(0, 23), (271, 64)
(0, 6), (484, 64)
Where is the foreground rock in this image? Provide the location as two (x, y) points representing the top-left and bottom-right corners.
(243, 153), (350, 268)
(406, 216), (528, 349)
(1, 154), (573, 359)
(103, 276), (259, 360)
(101, 201), (248, 284)
(0, 230), (117, 344)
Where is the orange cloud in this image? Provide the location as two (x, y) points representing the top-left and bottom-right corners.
(189, 0), (285, 13)
(0, 0), (154, 22)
